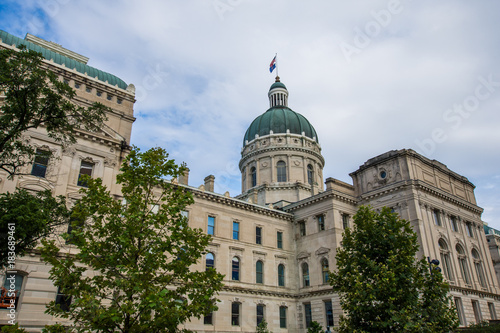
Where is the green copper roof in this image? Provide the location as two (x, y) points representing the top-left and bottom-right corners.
(0, 30), (128, 90)
(269, 81), (287, 91)
(243, 107), (318, 145)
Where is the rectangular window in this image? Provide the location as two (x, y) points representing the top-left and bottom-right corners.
(204, 312), (213, 325)
(342, 214), (349, 229)
(55, 287), (72, 312)
(279, 306), (287, 328)
(31, 149), (49, 178)
(299, 221), (306, 236)
(233, 221), (239, 240)
(207, 216), (215, 235)
(450, 216), (459, 232)
(77, 161), (93, 187)
(488, 302), (497, 320)
(231, 302), (240, 326)
(317, 214), (325, 231)
(466, 222), (474, 238)
(304, 303), (312, 328)
(454, 297), (466, 326)
(256, 226), (262, 244)
(433, 209), (442, 226)
(472, 300), (482, 323)
(1, 273), (23, 308)
(257, 304), (264, 326)
(324, 300), (334, 328)
(277, 231), (283, 249)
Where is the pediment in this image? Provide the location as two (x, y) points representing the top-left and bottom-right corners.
(315, 247), (330, 256)
(297, 251), (310, 260)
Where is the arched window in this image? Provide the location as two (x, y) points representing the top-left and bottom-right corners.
(206, 253), (215, 271)
(277, 161), (287, 182)
(302, 263), (310, 287)
(307, 164), (314, 185)
(472, 249), (487, 288)
(321, 258), (329, 284)
(251, 167), (257, 187)
(456, 244), (471, 285)
(278, 264), (285, 287)
(438, 239), (453, 281)
(232, 257), (240, 281)
(256, 260), (263, 284)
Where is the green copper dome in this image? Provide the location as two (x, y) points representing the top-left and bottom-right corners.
(243, 107), (318, 145)
(269, 81), (287, 91)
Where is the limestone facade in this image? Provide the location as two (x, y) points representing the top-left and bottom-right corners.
(1, 30), (499, 332)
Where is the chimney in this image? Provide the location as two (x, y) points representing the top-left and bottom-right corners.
(179, 168), (190, 185)
(204, 175), (215, 192)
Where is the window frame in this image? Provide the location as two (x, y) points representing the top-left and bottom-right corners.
(304, 303), (312, 328)
(278, 264), (285, 287)
(251, 166), (257, 187)
(256, 226), (262, 245)
(321, 258), (329, 284)
(302, 263), (310, 287)
(324, 300), (334, 328)
(299, 221), (306, 236)
(256, 304), (265, 326)
(231, 256), (240, 281)
(77, 160), (94, 187)
(232, 221), (240, 240)
(31, 149), (50, 178)
(277, 161), (287, 182)
(307, 164), (314, 185)
(277, 231), (283, 249)
(317, 214), (325, 231)
(207, 216), (215, 235)
(256, 260), (264, 284)
(231, 302), (240, 326)
(279, 306), (287, 328)
(206, 252), (215, 271)
(342, 214), (349, 229)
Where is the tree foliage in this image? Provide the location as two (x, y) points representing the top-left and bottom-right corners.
(0, 46), (108, 177)
(256, 319), (273, 333)
(330, 206), (458, 333)
(40, 147), (224, 333)
(307, 321), (324, 333)
(0, 188), (70, 266)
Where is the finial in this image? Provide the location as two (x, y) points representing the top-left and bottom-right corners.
(275, 76), (280, 82)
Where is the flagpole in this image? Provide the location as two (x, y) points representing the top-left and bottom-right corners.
(275, 53), (278, 78)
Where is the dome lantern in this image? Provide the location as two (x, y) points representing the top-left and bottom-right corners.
(268, 76), (288, 107)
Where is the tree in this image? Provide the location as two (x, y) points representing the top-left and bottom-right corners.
(0, 46), (108, 177)
(0, 189), (70, 267)
(330, 206), (458, 333)
(40, 147), (224, 333)
(307, 321), (324, 333)
(256, 319), (273, 333)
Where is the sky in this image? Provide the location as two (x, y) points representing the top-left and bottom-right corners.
(1, 0), (499, 228)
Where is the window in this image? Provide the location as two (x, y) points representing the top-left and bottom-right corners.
(231, 302), (240, 326)
(279, 306), (287, 328)
(278, 264), (285, 287)
(256, 260), (263, 284)
(204, 312), (213, 325)
(85, 87), (91, 93)
(117, 98), (122, 104)
(472, 300), (482, 323)
(233, 221), (239, 240)
(438, 239), (453, 281)
(302, 263), (310, 287)
(1, 273), (24, 309)
(277, 231), (283, 249)
(472, 249), (487, 288)
(77, 161), (93, 187)
(107, 94), (112, 101)
(317, 214), (325, 231)
(466, 222), (475, 238)
(206, 253), (215, 271)
(96, 91), (102, 97)
(299, 221), (306, 236)
(251, 167), (257, 187)
(55, 286), (72, 311)
(207, 216), (215, 235)
(342, 214), (349, 229)
(277, 161), (287, 182)
(454, 297), (466, 326)
(31, 149), (49, 177)
(304, 303), (312, 328)
(488, 302), (497, 320)
(450, 216), (459, 232)
(256, 304), (265, 326)
(324, 300), (334, 328)
(74, 83), (80, 89)
(232, 257), (240, 281)
(433, 209), (442, 226)
(307, 164), (314, 185)
(256, 226), (262, 244)
(321, 258), (329, 284)
(456, 244), (471, 285)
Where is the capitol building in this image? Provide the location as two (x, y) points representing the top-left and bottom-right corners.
(1, 29), (500, 332)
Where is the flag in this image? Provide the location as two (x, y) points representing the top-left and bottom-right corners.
(269, 56), (276, 73)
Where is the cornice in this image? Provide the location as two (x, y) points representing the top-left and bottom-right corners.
(283, 188), (357, 212)
(449, 285), (500, 301)
(188, 187), (294, 222)
(222, 285), (296, 299)
(357, 180), (483, 215)
(239, 145), (325, 169)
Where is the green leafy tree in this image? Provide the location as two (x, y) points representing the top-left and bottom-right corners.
(40, 147), (224, 333)
(0, 189), (70, 266)
(0, 323), (28, 332)
(0, 46), (108, 177)
(307, 321), (324, 333)
(256, 319), (273, 333)
(330, 206), (458, 333)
